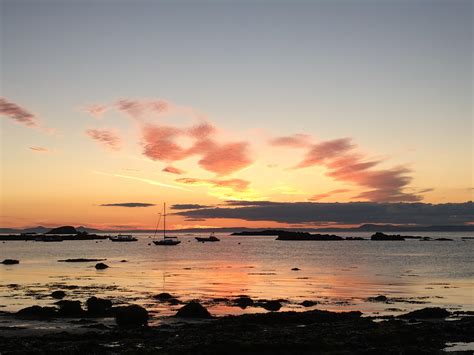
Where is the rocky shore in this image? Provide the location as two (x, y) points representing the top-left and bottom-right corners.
(0, 305), (472, 354)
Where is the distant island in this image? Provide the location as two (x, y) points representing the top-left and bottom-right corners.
(1, 224), (474, 235)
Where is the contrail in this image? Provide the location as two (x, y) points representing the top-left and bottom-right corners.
(93, 171), (192, 191)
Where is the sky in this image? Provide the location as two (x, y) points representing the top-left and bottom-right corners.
(1, 0), (472, 230)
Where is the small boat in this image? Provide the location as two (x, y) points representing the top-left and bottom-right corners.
(152, 203), (181, 246)
(195, 233), (220, 243)
(110, 234), (137, 242)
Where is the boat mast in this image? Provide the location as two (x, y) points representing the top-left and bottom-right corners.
(163, 202), (166, 239)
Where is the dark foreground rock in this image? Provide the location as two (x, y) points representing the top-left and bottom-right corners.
(1, 259), (19, 265)
(2, 308), (472, 354)
(175, 301), (212, 319)
(86, 297), (112, 316)
(114, 305), (148, 328)
(16, 306), (57, 319)
(56, 300), (85, 317)
(234, 296), (254, 309)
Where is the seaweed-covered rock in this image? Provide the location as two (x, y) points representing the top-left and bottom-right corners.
(1, 259), (19, 265)
(399, 307), (450, 319)
(175, 301), (212, 319)
(16, 306), (57, 319)
(114, 305), (148, 328)
(95, 262), (109, 270)
(86, 297), (112, 316)
(56, 300), (85, 317)
(51, 290), (66, 299)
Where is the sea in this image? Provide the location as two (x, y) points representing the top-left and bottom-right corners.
(1, 232), (473, 324)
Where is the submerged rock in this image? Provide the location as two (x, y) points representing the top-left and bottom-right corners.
(175, 301), (212, 319)
(51, 290), (66, 299)
(234, 296), (254, 309)
(399, 307), (450, 319)
(153, 292), (174, 301)
(86, 297), (112, 316)
(114, 305), (148, 328)
(95, 262), (109, 270)
(368, 295), (388, 302)
(1, 259), (19, 265)
(260, 300), (282, 312)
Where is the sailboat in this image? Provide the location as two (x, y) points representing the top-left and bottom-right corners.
(153, 203), (181, 246)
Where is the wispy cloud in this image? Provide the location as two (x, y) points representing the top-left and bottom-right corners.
(100, 202), (155, 208)
(86, 129), (122, 151)
(162, 166), (185, 175)
(29, 146), (50, 153)
(171, 204), (211, 210)
(271, 134), (421, 202)
(1, 97), (53, 133)
(176, 177), (250, 192)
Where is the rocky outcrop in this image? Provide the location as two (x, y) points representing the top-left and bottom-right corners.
(1, 259), (19, 265)
(86, 297), (112, 316)
(399, 307), (450, 319)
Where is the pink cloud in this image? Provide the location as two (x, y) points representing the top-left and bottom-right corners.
(162, 166), (185, 175)
(141, 122), (253, 175)
(1, 97), (39, 128)
(269, 134), (312, 148)
(86, 129), (122, 151)
(83, 104), (109, 118)
(197, 142), (252, 175)
(272, 133), (422, 202)
(29, 146), (50, 153)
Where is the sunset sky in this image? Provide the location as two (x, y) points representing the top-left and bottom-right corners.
(1, 0), (472, 230)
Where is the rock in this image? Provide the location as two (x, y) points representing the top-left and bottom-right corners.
(435, 238), (453, 241)
(58, 258), (106, 263)
(51, 290), (66, 299)
(114, 305), (148, 328)
(301, 300), (318, 307)
(95, 262), (109, 270)
(368, 295), (388, 302)
(175, 301), (212, 319)
(399, 307), (450, 319)
(260, 300), (282, 312)
(371, 232), (405, 241)
(291, 267), (300, 271)
(234, 296), (254, 309)
(86, 297), (112, 316)
(1, 259), (19, 265)
(56, 300), (85, 317)
(153, 292), (174, 301)
(120, 259), (128, 262)
(16, 306), (57, 319)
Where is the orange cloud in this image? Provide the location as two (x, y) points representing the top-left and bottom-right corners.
(309, 189), (350, 201)
(86, 129), (122, 151)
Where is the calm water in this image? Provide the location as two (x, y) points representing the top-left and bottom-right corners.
(1, 232), (473, 322)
